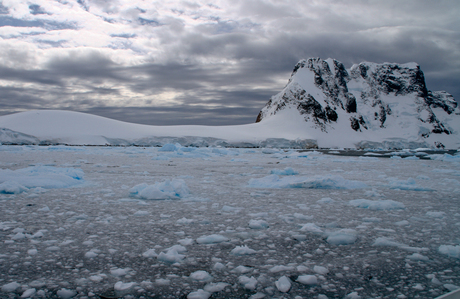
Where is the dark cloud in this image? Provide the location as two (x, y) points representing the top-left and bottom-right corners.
(29, 4), (47, 15)
(0, 0), (458, 126)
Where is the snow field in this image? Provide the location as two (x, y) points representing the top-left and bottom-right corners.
(0, 145), (459, 298)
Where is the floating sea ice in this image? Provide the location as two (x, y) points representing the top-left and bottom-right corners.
(110, 268), (129, 277)
(0, 166), (85, 194)
(133, 210), (149, 216)
(2, 281), (20, 292)
(213, 262), (226, 271)
(231, 245), (257, 256)
(426, 211), (446, 218)
(190, 271), (213, 282)
(299, 223), (323, 233)
(21, 288), (36, 298)
(269, 265), (295, 273)
(56, 288), (77, 299)
(84, 251), (98, 258)
(438, 245), (460, 259)
(313, 265), (329, 275)
(114, 282), (136, 296)
(249, 219), (269, 229)
(196, 234), (229, 244)
(232, 265), (253, 274)
(248, 174), (367, 189)
(407, 253), (429, 261)
(238, 276), (258, 290)
(270, 167), (298, 175)
(275, 276), (291, 293)
(178, 238), (194, 246)
(204, 282), (229, 293)
(158, 143), (180, 152)
(344, 291), (361, 299)
(387, 178), (435, 191)
(326, 229), (358, 245)
(349, 199), (405, 210)
(142, 249), (158, 258)
(155, 278), (171, 286)
(187, 289), (211, 299)
(129, 179), (190, 200)
(157, 248), (186, 263)
(297, 275), (318, 285)
(89, 275), (104, 283)
(317, 197), (335, 204)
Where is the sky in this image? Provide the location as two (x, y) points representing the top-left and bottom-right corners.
(0, 0), (459, 126)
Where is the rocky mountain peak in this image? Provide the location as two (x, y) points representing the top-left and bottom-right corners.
(256, 58), (459, 148)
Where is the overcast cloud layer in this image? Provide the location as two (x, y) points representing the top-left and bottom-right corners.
(0, 0), (459, 125)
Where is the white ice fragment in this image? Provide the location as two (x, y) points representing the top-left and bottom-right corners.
(213, 262), (225, 271)
(21, 288), (36, 298)
(407, 253), (429, 261)
(297, 275), (318, 285)
(248, 219), (269, 229)
(230, 245), (256, 256)
(299, 223), (323, 233)
(269, 265), (294, 273)
(231, 265), (253, 274)
(204, 282), (229, 293)
(326, 229), (358, 245)
(248, 174), (367, 189)
(0, 166), (84, 193)
(439, 245), (460, 259)
(270, 167), (298, 175)
(190, 271), (213, 282)
(56, 288), (77, 299)
(238, 275), (258, 290)
(177, 217), (194, 224)
(313, 265), (329, 275)
(413, 283), (424, 290)
(166, 244), (187, 253)
(395, 220), (409, 226)
(157, 248), (185, 263)
(2, 281), (20, 292)
(110, 268), (128, 277)
(142, 249), (158, 258)
(196, 234), (229, 244)
(426, 211), (446, 218)
(349, 199), (405, 210)
(85, 251), (98, 258)
(45, 246), (60, 251)
(317, 197), (335, 204)
(275, 276), (291, 293)
(178, 238), (194, 246)
(444, 284), (460, 291)
(129, 179), (190, 200)
(344, 292), (361, 299)
(89, 275), (104, 283)
(187, 289), (211, 299)
(114, 281), (136, 295)
(133, 210), (149, 216)
(155, 279), (170, 285)
(27, 249), (37, 255)
(0, 181), (28, 194)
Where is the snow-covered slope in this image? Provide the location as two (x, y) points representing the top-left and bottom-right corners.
(0, 110), (316, 148)
(0, 58), (459, 149)
(257, 58), (460, 149)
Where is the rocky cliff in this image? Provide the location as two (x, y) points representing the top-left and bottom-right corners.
(256, 58), (460, 148)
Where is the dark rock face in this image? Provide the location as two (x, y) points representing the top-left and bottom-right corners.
(256, 57), (458, 140)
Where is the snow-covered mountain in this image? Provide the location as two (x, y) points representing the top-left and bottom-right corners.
(256, 58), (460, 149)
(0, 58), (459, 149)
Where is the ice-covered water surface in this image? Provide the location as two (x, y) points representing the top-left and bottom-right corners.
(0, 145), (459, 298)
